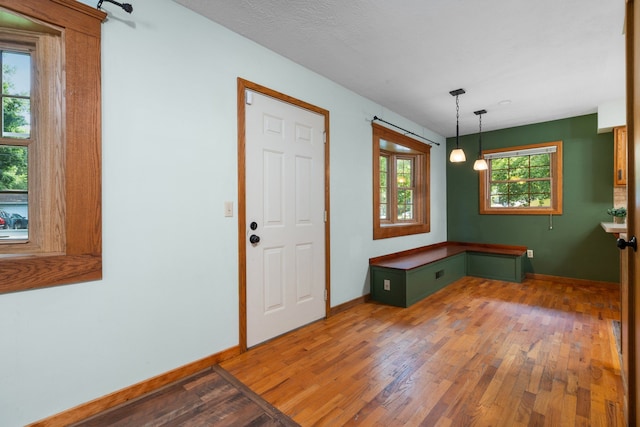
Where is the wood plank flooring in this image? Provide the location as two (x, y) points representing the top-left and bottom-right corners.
(71, 276), (624, 426)
(222, 276), (624, 426)
(71, 365), (299, 426)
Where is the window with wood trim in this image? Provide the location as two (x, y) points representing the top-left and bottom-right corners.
(373, 123), (430, 239)
(0, 1), (105, 294)
(0, 47), (31, 238)
(479, 141), (563, 215)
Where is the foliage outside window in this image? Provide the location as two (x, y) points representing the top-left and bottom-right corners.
(373, 123), (430, 239)
(0, 49), (31, 240)
(380, 155), (416, 222)
(479, 141), (563, 215)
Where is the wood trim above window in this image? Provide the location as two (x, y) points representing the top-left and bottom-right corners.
(0, 1), (105, 294)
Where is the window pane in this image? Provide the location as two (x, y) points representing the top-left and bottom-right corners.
(492, 158), (508, 169)
(530, 153), (550, 166)
(3, 97), (30, 138)
(397, 206), (413, 220)
(398, 189), (413, 204)
(380, 156), (387, 172)
(0, 144), (28, 239)
(530, 165), (550, 178)
(490, 168), (508, 181)
(509, 167), (529, 180)
(531, 194), (551, 207)
(509, 156), (528, 167)
(530, 181), (550, 193)
(490, 195), (506, 207)
(397, 158), (412, 187)
(2, 51), (31, 139)
(380, 204), (387, 219)
(397, 189), (413, 220)
(507, 181), (526, 194)
(379, 155), (388, 219)
(3, 51), (30, 96)
(507, 181), (528, 207)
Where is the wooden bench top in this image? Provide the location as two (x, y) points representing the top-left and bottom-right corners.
(369, 241), (527, 271)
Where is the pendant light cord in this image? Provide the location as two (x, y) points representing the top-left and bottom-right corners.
(478, 112), (482, 154)
(455, 95), (460, 148)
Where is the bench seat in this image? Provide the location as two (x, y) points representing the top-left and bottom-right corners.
(369, 242), (527, 307)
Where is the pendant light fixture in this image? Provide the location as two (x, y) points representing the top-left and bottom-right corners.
(473, 109), (488, 171)
(449, 88), (466, 162)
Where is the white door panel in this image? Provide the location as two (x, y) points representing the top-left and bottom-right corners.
(245, 90), (325, 347)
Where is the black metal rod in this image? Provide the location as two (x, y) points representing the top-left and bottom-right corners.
(97, 0), (133, 13)
(371, 116), (440, 146)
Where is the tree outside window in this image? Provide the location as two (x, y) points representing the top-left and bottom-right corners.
(0, 50), (30, 236)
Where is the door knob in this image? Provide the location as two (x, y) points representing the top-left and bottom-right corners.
(617, 236), (637, 251)
(249, 234), (260, 244)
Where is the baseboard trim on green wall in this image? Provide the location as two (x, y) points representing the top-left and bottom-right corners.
(526, 273), (619, 288)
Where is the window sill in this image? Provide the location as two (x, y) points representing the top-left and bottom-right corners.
(479, 208), (562, 215)
(0, 254), (102, 293)
(374, 222), (430, 240)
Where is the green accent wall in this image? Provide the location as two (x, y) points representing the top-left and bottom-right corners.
(446, 114), (619, 283)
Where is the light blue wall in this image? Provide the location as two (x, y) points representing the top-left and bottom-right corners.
(0, 1), (447, 425)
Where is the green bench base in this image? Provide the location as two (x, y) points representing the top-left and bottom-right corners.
(369, 242), (526, 308)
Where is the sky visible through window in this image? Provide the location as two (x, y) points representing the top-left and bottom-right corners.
(2, 50), (31, 138)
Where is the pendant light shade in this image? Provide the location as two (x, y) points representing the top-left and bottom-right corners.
(473, 109), (488, 171)
(450, 149), (467, 162)
(473, 158), (488, 170)
(449, 88), (466, 163)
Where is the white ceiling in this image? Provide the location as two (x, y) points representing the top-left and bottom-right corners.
(174, 0), (626, 137)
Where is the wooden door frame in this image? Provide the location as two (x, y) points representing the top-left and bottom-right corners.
(236, 78), (331, 352)
(625, 0), (638, 423)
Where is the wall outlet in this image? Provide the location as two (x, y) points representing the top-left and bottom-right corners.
(527, 249), (534, 258)
(383, 279), (391, 291)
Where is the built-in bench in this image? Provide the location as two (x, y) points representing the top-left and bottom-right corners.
(369, 242), (527, 307)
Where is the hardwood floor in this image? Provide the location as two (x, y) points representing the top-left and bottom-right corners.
(221, 276), (624, 426)
(71, 365), (299, 426)
(70, 276), (623, 426)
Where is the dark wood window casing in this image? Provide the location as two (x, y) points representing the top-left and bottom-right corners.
(372, 123), (430, 239)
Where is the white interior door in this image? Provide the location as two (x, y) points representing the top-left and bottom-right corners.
(245, 89), (326, 348)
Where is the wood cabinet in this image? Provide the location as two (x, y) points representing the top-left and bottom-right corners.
(614, 126), (627, 187)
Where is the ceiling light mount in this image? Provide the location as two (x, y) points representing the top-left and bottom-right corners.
(449, 88), (466, 163)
